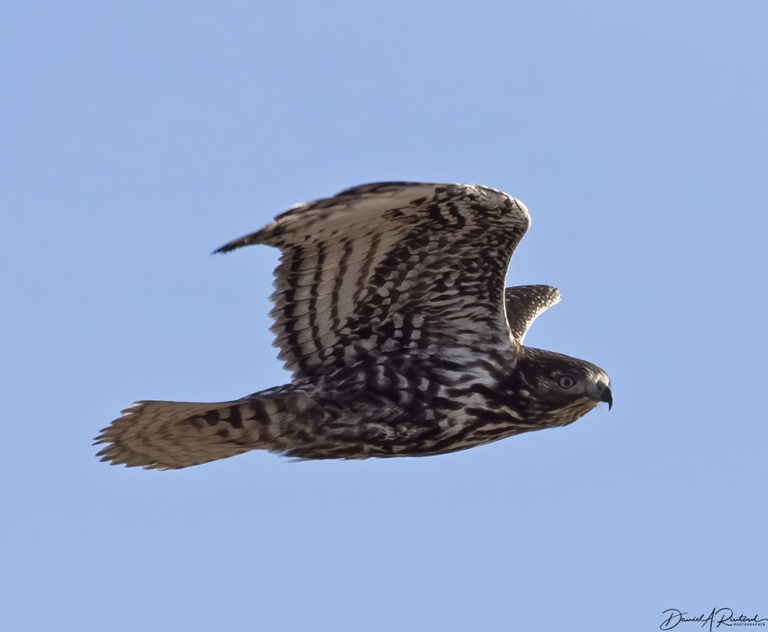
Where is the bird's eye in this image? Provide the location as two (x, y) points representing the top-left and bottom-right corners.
(558, 376), (576, 389)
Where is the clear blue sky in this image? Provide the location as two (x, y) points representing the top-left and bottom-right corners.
(2, 2), (766, 631)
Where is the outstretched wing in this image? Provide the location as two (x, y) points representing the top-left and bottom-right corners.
(216, 182), (530, 380)
(504, 285), (561, 344)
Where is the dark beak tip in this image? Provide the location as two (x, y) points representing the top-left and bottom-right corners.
(600, 386), (613, 411)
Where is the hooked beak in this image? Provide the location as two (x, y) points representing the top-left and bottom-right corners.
(599, 384), (613, 410)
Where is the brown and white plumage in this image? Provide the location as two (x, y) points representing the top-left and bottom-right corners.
(95, 182), (612, 469)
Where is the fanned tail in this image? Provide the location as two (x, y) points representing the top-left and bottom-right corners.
(94, 389), (311, 469)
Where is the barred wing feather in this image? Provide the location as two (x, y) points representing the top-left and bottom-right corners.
(216, 182), (531, 380)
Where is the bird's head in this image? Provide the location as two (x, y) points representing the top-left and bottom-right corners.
(512, 347), (612, 428)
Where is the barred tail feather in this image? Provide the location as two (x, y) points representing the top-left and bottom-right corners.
(94, 390), (310, 470)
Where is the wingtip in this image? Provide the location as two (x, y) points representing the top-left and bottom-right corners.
(213, 242), (236, 255)
(213, 238), (248, 255)
(213, 228), (271, 254)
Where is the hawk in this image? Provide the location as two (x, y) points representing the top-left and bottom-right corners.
(95, 182), (612, 469)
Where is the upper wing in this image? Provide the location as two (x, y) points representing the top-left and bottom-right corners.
(504, 285), (561, 344)
(216, 182), (531, 380)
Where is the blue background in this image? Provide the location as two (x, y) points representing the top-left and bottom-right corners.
(2, 2), (766, 630)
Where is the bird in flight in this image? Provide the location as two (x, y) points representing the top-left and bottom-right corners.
(95, 182), (612, 469)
